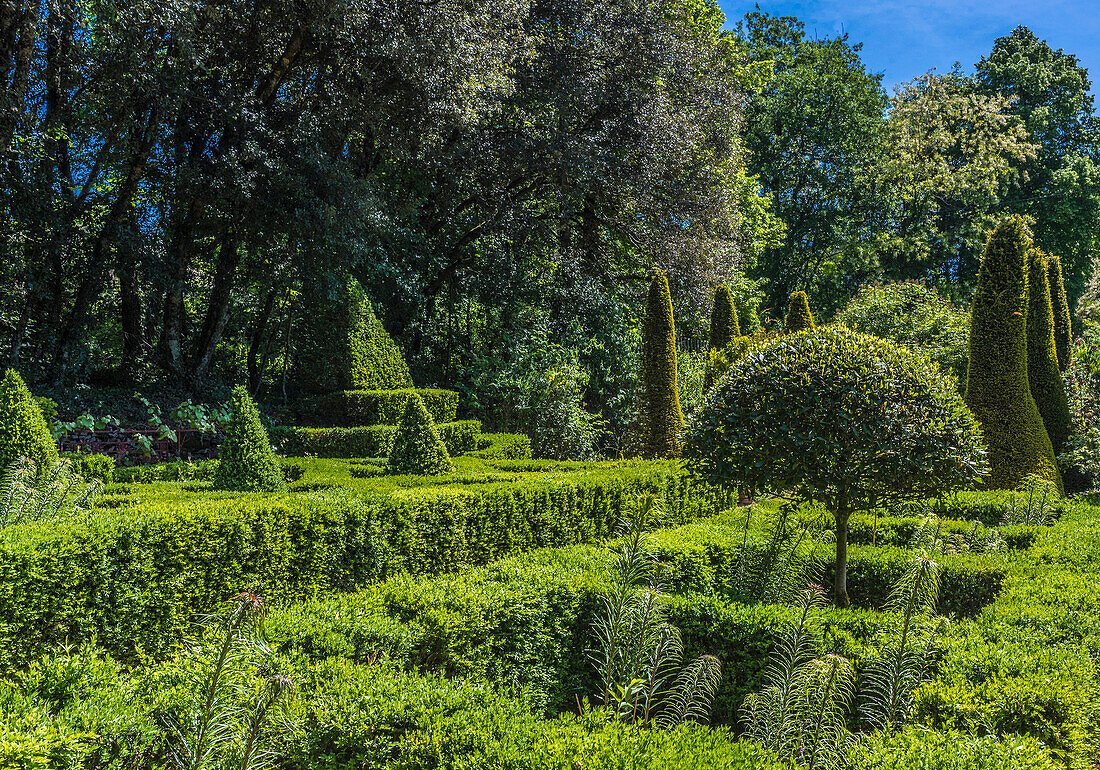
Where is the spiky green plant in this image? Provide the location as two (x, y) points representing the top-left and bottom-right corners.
(731, 502), (831, 606)
(0, 457), (102, 529)
(590, 495), (721, 726)
(1002, 473), (1060, 526)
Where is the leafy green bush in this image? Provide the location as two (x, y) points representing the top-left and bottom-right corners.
(1026, 251), (1071, 453)
(708, 284), (740, 351)
(273, 420), (480, 458)
(0, 369), (57, 471)
(853, 727), (1058, 770)
(783, 290), (815, 333)
(113, 459), (218, 483)
(386, 394), (454, 475)
(304, 388), (458, 427)
(836, 281), (970, 385)
(638, 269), (684, 459)
(685, 327), (987, 606)
(212, 386), (286, 493)
(469, 433), (532, 460)
(966, 217), (1061, 491)
(59, 452), (115, 484)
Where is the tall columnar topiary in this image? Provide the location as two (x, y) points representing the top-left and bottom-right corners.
(387, 394), (454, 475)
(965, 218), (1061, 491)
(297, 274), (413, 394)
(638, 269), (685, 459)
(0, 369), (57, 471)
(708, 284), (740, 351)
(784, 291), (815, 333)
(1046, 254), (1073, 371)
(213, 386), (286, 493)
(1027, 252), (1072, 454)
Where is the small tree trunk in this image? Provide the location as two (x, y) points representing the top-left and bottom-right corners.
(834, 502), (851, 608)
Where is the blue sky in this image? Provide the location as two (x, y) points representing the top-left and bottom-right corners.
(718, 0), (1100, 95)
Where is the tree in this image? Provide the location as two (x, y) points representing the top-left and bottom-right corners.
(976, 27), (1100, 305)
(0, 369), (57, 471)
(1026, 251), (1072, 454)
(638, 270), (684, 459)
(784, 292), (815, 333)
(878, 72), (1038, 290)
(1046, 254), (1073, 370)
(708, 285), (740, 351)
(387, 394), (454, 475)
(213, 386), (286, 493)
(684, 327), (987, 607)
(965, 218), (1061, 491)
(736, 12), (889, 313)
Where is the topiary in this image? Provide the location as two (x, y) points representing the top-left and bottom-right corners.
(637, 269), (685, 459)
(784, 291), (815, 333)
(212, 386), (287, 493)
(387, 393), (454, 475)
(965, 218), (1061, 492)
(684, 327), (988, 607)
(0, 369), (57, 472)
(296, 273), (413, 394)
(1026, 252), (1072, 455)
(708, 284), (740, 351)
(1046, 254), (1072, 371)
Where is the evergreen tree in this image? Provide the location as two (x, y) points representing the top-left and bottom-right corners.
(1046, 254), (1073, 370)
(708, 284), (740, 351)
(784, 291), (815, 333)
(638, 270), (685, 459)
(387, 394), (454, 475)
(1027, 252), (1071, 454)
(213, 386), (286, 493)
(965, 218), (1061, 491)
(0, 369), (57, 471)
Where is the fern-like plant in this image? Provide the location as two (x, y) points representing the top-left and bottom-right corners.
(0, 457), (102, 529)
(589, 495), (722, 726)
(1002, 473), (1060, 526)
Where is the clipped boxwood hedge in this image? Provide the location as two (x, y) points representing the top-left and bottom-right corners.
(273, 420), (481, 458)
(470, 432), (532, 460)
(305, 388), (459, 427)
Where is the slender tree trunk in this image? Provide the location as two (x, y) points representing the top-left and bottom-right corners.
(188, 230), (242, 383)
(160, 198), (198, 374)
(833, 498), (851, 608)
(118, 233), (144, 379)
(247, 285), (278, 394)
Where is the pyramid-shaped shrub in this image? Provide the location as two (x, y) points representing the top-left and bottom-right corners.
(965, 218), (1060, 491)
(387, 394), (454, 475)
(0, 369), (57, 471)
(213, 386), (286, 492)
(708, 284), (740, 351)
(297, 273), (413, 394)
(1027, 251), (1071, 454)
(784, 291), (815, 333)
(637, 269), (684, 459)
(1046, 254), (1072, 370)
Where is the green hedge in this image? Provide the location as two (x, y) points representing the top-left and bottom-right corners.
(272, 420), (480, 458)
(852, 727), (1058, 769)
(470, 432), (532, 460)
(306, 388), (459, 427)
(0, 461), (719, 666)
(59, 452), (115, 484)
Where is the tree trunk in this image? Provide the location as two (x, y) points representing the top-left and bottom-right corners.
(160, 198), (198, 374)
(188, 229), (241, 384)
(118, 236), (144, 379)
(247, 285), (278, 394)
(833, 502), (851, 608)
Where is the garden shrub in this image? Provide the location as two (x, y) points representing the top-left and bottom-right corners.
(0, 369), (57, 471)
(966, 217), (1061, 491)
(212, 386), (286, 493)
(273, 420), (480, 458)
(837, 281), (970, 385)
(469, 432), (532, 460)
(1026, 251), (1072, 454)
(386, 394), (454, 475)
(295, 273), (413, 394)
(783, 290), (815, 333)
(1047, 254), (1073, 371)
(308, 388), (458, 426)
(59, 452), (115, 484)
(637, 269), (684, 459)
(708, 284), (740, 352)
(113, 458), (218, 483)
(852, 727), (1059, 770)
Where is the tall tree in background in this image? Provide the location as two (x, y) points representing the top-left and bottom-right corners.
(736, 12), (888, 314)
(976, 27), (1100, 306)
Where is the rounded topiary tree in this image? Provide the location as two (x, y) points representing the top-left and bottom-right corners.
(685, 328), (988, 607)
(213, 386), (286, 493)
(638, 269), (684, 459)
(1027, 252), (1072, 454)
(0, 369), (57, 471)
(1046, 254), (1073, 371)
(965, 218), (1061, 491)
(784, 291), (815, 333)
(387, 393), (454, 475)
(708, 284), (740, 351)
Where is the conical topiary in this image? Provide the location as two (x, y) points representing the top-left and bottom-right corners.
(1046, 254), (1072, 371)
(387, 393), (454, 475)
(213, 386), (286, 492)
(784, 291), (815, 333)
(0, 369), (57, 471)
(638, 269), (685, 459)
(965, 218), (1061, 492)
(1027, 251), (1072, 454)
(708, 284), (740, 351)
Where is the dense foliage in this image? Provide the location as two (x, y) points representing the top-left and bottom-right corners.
(0, 369), (57, 471)
(1025, 252), (1071, 453)
(386, 394), (454, 475)
(783, 291), (815, 333)
(708, 284), (740, 352)
(212, 386), (286, 493)
(966, 218), (1062, 491)
(1047, 254), (1074, 370)
(638, 271), (685, 459)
